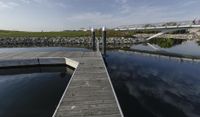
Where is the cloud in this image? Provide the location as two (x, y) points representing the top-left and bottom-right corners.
(115, 0), (131, 14)
(0, 0), (200, 31)
(56, 2), (67, 8)
(65, 12), (114, 28)
(0, 0), (62, 7)
(19, 0), (47, 4)
(115, 0), (127, 4)
(0, 1), (19, 9)
(64, 2), (195, 29)
(180, 0), (200, 7)
(19, 0), (31, 4)
(19, 0), (68, 8)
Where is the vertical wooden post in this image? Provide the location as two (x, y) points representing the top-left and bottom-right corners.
(102, 27), (106, 55)
(91, 28), (96, 51)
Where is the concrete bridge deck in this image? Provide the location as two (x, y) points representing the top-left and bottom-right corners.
(115, 25), (200, 31)
(0, 51), (123, 117)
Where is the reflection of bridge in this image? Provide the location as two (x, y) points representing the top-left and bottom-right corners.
(120, 50), (200, 63)
(114, 20), (200, 40)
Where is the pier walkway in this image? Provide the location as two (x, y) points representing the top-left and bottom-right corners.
(0, 51), (123, 117)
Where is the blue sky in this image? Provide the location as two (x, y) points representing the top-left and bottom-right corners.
(0, 0), (200, 31)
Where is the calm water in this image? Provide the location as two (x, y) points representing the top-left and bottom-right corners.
(0, 40), (200, 117)
(0, 66), (74, 117)
(105, 51), (200, 117)
(131, 39), (200, 56)
(0, 47), (90, 53)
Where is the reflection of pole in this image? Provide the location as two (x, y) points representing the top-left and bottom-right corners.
(96, 39), (100, 52)
(91, 28), (96, 51)
(102, 27), (106, 55)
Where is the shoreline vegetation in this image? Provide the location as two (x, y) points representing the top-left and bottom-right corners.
(0, 29), (190, 38)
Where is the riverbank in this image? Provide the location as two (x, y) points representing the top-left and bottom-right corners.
(0, 35), (199, 48)
(0, 37), (143, 48)
(0, 29), (199, 48)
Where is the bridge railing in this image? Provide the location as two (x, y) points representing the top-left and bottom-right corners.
(115, 20), (194, 30)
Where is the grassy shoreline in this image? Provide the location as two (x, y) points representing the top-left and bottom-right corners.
(0, 29), (189, 38)
(0, 30), (134, 37)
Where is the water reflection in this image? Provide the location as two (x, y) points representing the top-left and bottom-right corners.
(106, 51), (200, 117)
(149, 38), (184, 48)
(0, 66), (74, 117)
(198, 41), (200, 46)
(0, 47), (90, 53)
(131, 39), (200, 56)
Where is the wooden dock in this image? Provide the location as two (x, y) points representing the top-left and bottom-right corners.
(0, 51), (123, 117)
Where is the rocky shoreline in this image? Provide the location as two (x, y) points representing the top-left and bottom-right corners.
(0, 35), (198, 48)
(0, 37), (143, 48)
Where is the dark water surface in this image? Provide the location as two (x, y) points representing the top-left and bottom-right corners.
(0, 44), (200, 117)
(105, 51), (200, 117)
(0, 66), (74, 117)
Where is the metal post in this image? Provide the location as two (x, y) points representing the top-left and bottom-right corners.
(102, 27), (106, 55)
(91, 28), (96, 51)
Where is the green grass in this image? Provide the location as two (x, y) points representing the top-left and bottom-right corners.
(0, 30), (90, 37)
(0, 29), (188, 38)
(0, 29), (137, 38)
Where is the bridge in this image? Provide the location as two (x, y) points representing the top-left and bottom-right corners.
(114, 20), (200, 40)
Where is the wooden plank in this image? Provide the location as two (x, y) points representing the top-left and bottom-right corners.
(54, 52), (123, 117)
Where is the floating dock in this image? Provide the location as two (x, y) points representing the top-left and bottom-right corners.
(0, 51), (123, 117)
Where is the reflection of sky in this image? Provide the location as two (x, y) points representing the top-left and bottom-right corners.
(106, 51), (200, 117)
(131, 43), (156, 51)
(0, 47), (89, 53)
(131, 40), (200, 56)
(165, 41), (200, 56)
